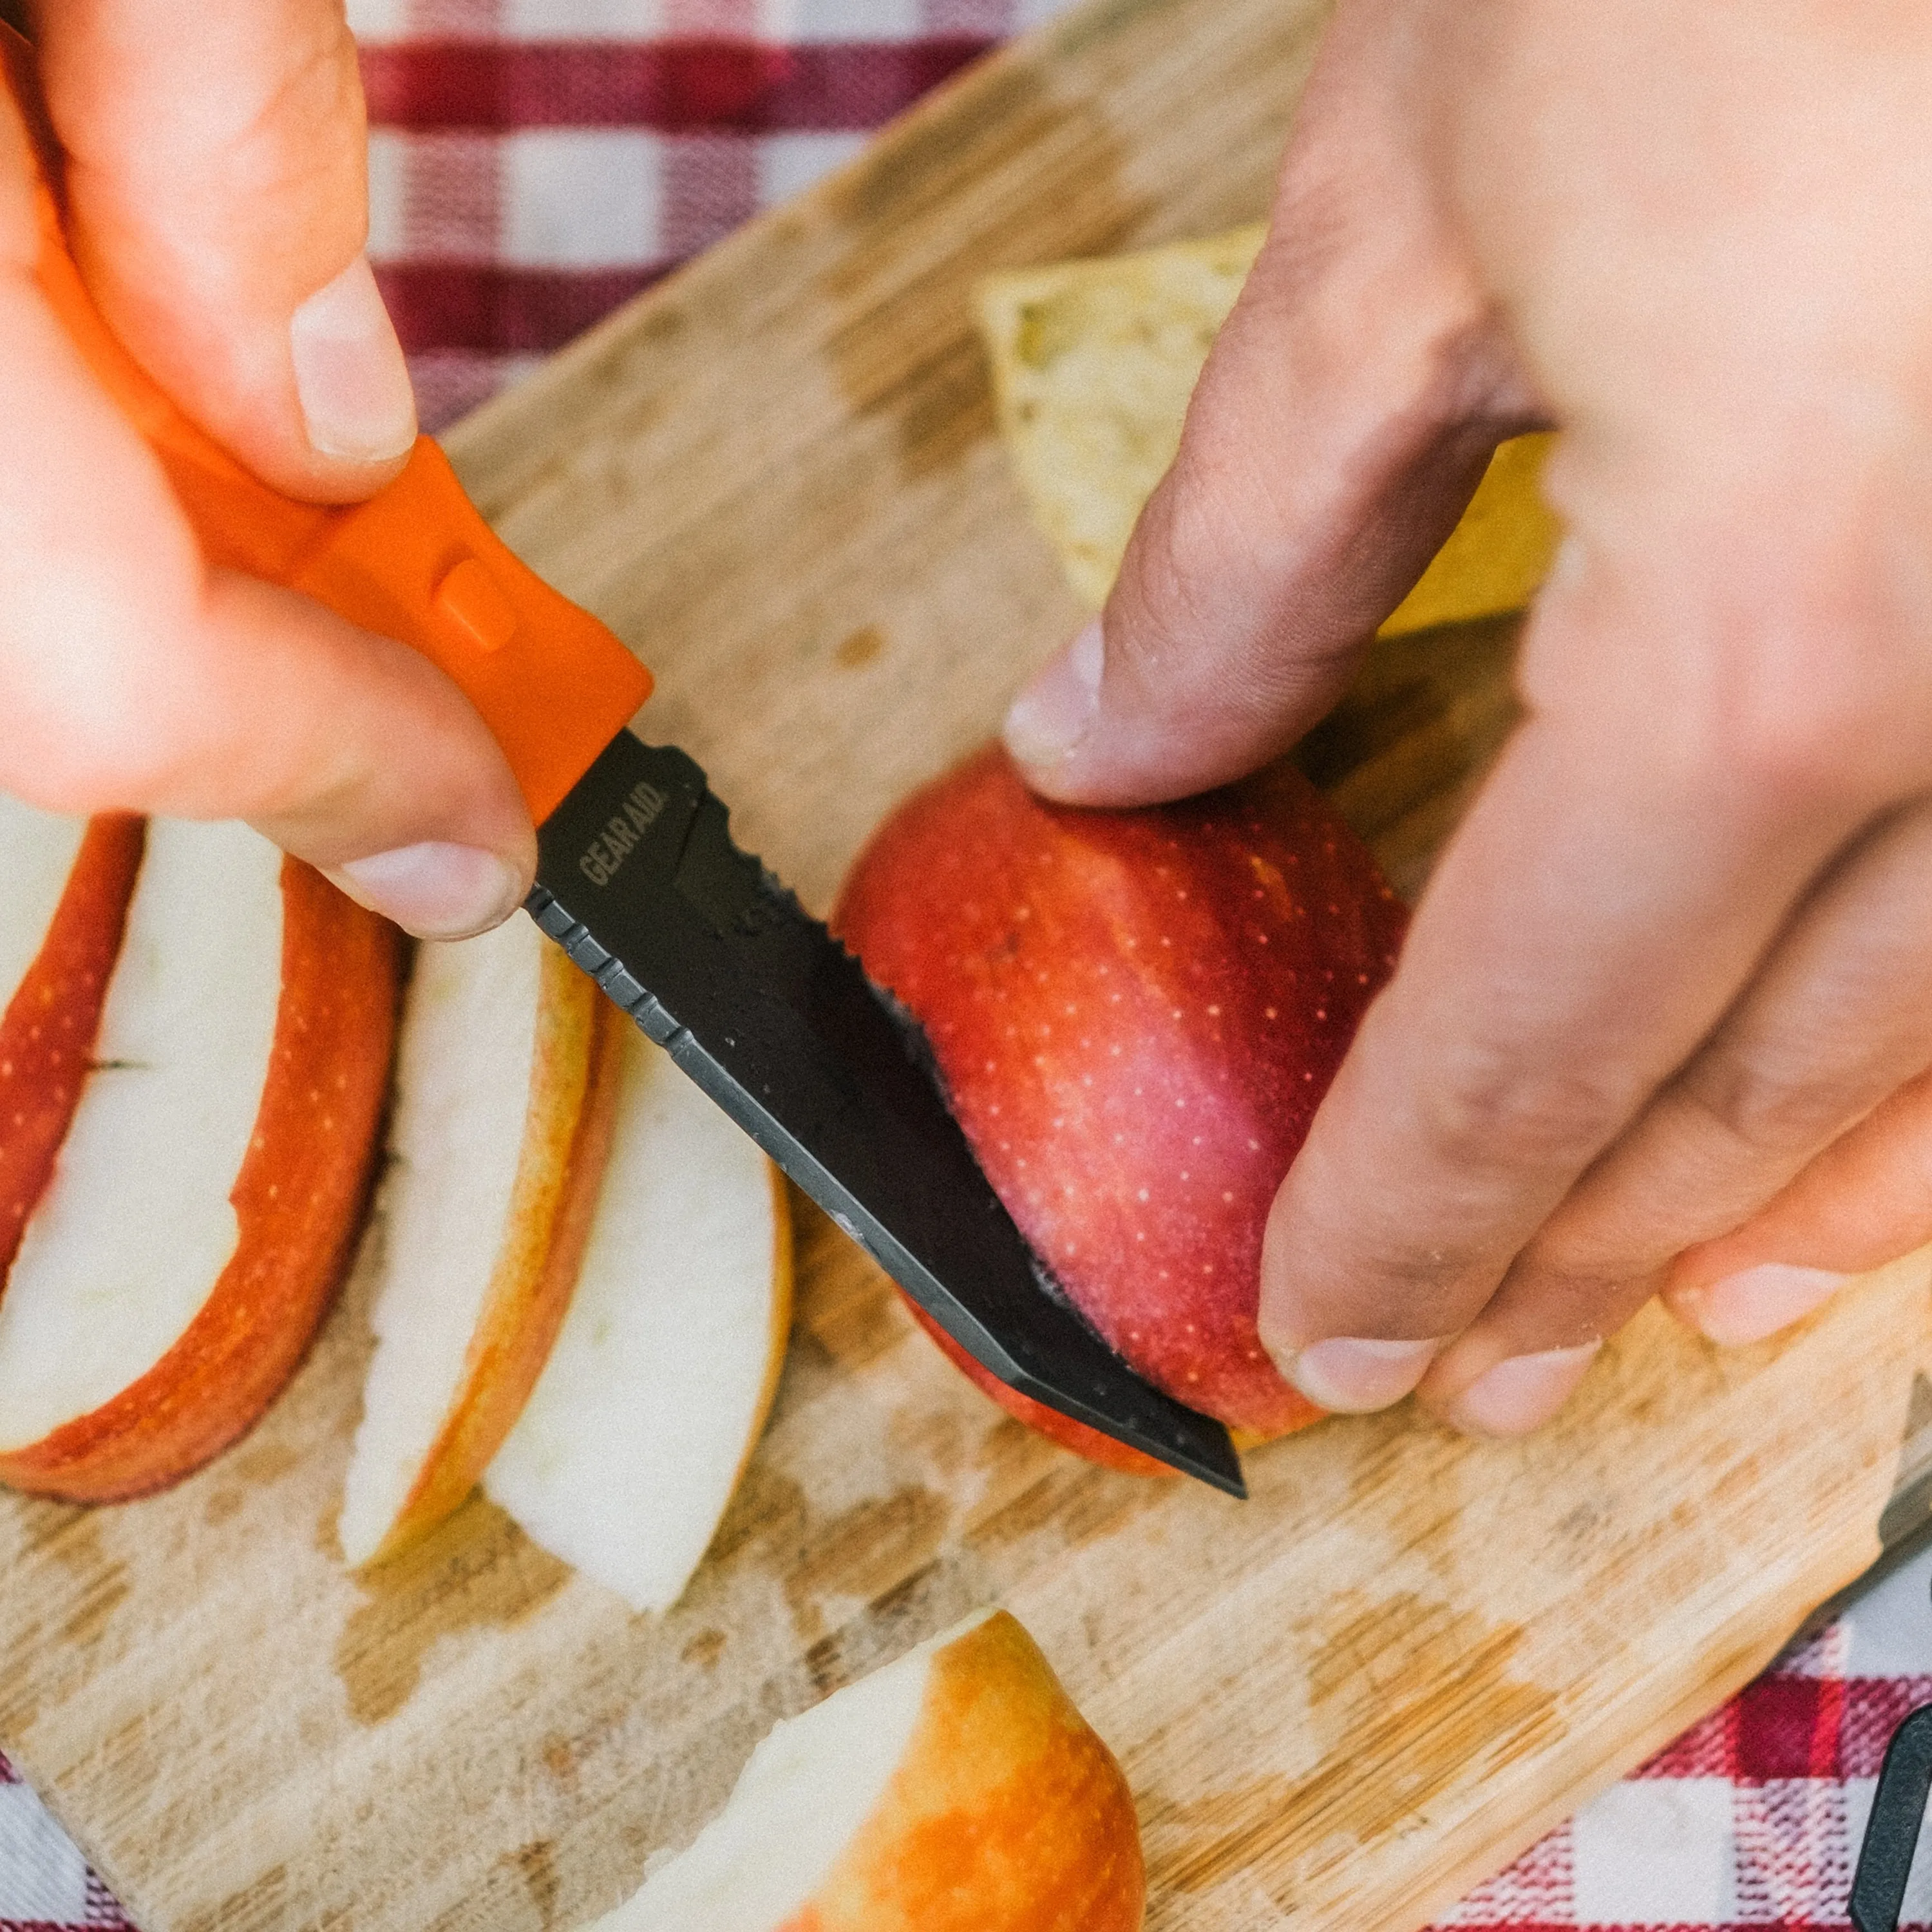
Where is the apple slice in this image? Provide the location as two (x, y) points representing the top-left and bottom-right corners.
(0, 822), (401, 1501)
(1, 802), (144, 1279)
(483, 1025), (791, 1613)
(339, 920), (621, 1568)
(588, 1607), (1145, 1931)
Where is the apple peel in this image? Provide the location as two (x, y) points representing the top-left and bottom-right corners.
(485, 1024), (792, 1614)
(1, 804), (144, 1282)
(589, 1607), (1144, 1931)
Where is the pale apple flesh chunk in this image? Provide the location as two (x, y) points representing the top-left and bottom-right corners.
(485, 1025), (792, 1613)
(590, 1609), (1146, 1932)
(339, 919), (620, 1567)
(0, 821), (284, 1450)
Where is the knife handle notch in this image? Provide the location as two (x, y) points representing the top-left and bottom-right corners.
(5, 27), (653, 828)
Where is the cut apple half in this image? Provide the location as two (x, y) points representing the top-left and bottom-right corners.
(0, 822), (401, 1501)
(1, 801), (144, 1279)
(588, 1607), (1145, 1931)
(484, 1024), (791, 1613)
(836, 745), (1401, 1450)
(339, 919), (621, 1567)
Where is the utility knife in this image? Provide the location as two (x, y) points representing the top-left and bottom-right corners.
(6, 34), (1242, 1495)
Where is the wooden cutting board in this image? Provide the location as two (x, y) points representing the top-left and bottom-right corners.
(6, 1), (1931, 1927)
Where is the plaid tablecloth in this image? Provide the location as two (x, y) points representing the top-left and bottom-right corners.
(6, 4), (1928, 1927)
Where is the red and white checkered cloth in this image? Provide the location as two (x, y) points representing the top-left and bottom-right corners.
(5, 6), (1929, 1927)
(355, 0), (1067, 428)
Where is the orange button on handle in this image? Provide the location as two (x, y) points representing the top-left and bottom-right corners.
(435, 558), (518, 655)
(4, 27), (652, 828)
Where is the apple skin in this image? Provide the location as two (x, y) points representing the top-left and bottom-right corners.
(788, 1609), (1145, 1932)
(0, 814), (145, 1282)
(835, 744), (1406, 1446)
(0, 860), (403, 1502)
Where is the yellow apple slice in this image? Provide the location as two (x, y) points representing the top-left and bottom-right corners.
(0, 822), (400, 1500)
(587, 1608), (1145, 1931)
(483, 1025), (791, 1612)
(339, 920), (621, 1567)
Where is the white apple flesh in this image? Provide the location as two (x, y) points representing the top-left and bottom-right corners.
(593, 1614), (954, 1931)
(484, 1025), (791, 1614)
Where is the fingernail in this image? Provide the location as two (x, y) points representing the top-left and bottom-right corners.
(1449, 1342), (1600, 1437)
(1003, 620), (1104, 770)
(1679, 1263), (1850, 1347)
(290, 256), (417, 462)
(329, 842), (526, 939)
(1285, 1336), (1443, 1413)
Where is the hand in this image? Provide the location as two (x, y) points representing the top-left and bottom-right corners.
(1002, 0), (1932, 1434)
(0, 0), (533, 938)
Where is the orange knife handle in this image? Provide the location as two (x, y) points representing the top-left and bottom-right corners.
(11, 36), (651, 827)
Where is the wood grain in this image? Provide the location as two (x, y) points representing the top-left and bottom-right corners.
(4, 1), (1929, 1928)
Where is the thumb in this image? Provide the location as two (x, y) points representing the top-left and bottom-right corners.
(1004, 10), (1538, 806)
(37, 0), (414, 503)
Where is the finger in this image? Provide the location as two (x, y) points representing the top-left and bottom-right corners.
(1254, 524), (1886, 1416)
(0, 135), (530, 937)
(1664, 1069), (1932, 1345)
(35, 0), (414, 498)
(1417, 793), (1932, 1432)
(1003, 0), (1544, 807)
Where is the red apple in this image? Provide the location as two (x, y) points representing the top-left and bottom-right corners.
(835, 744), (1406, 1449)
(1, 807), (144, 1281)
(0, 824), (402, 1501)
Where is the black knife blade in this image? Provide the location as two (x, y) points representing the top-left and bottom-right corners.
(526, 732), (1245, 1497)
